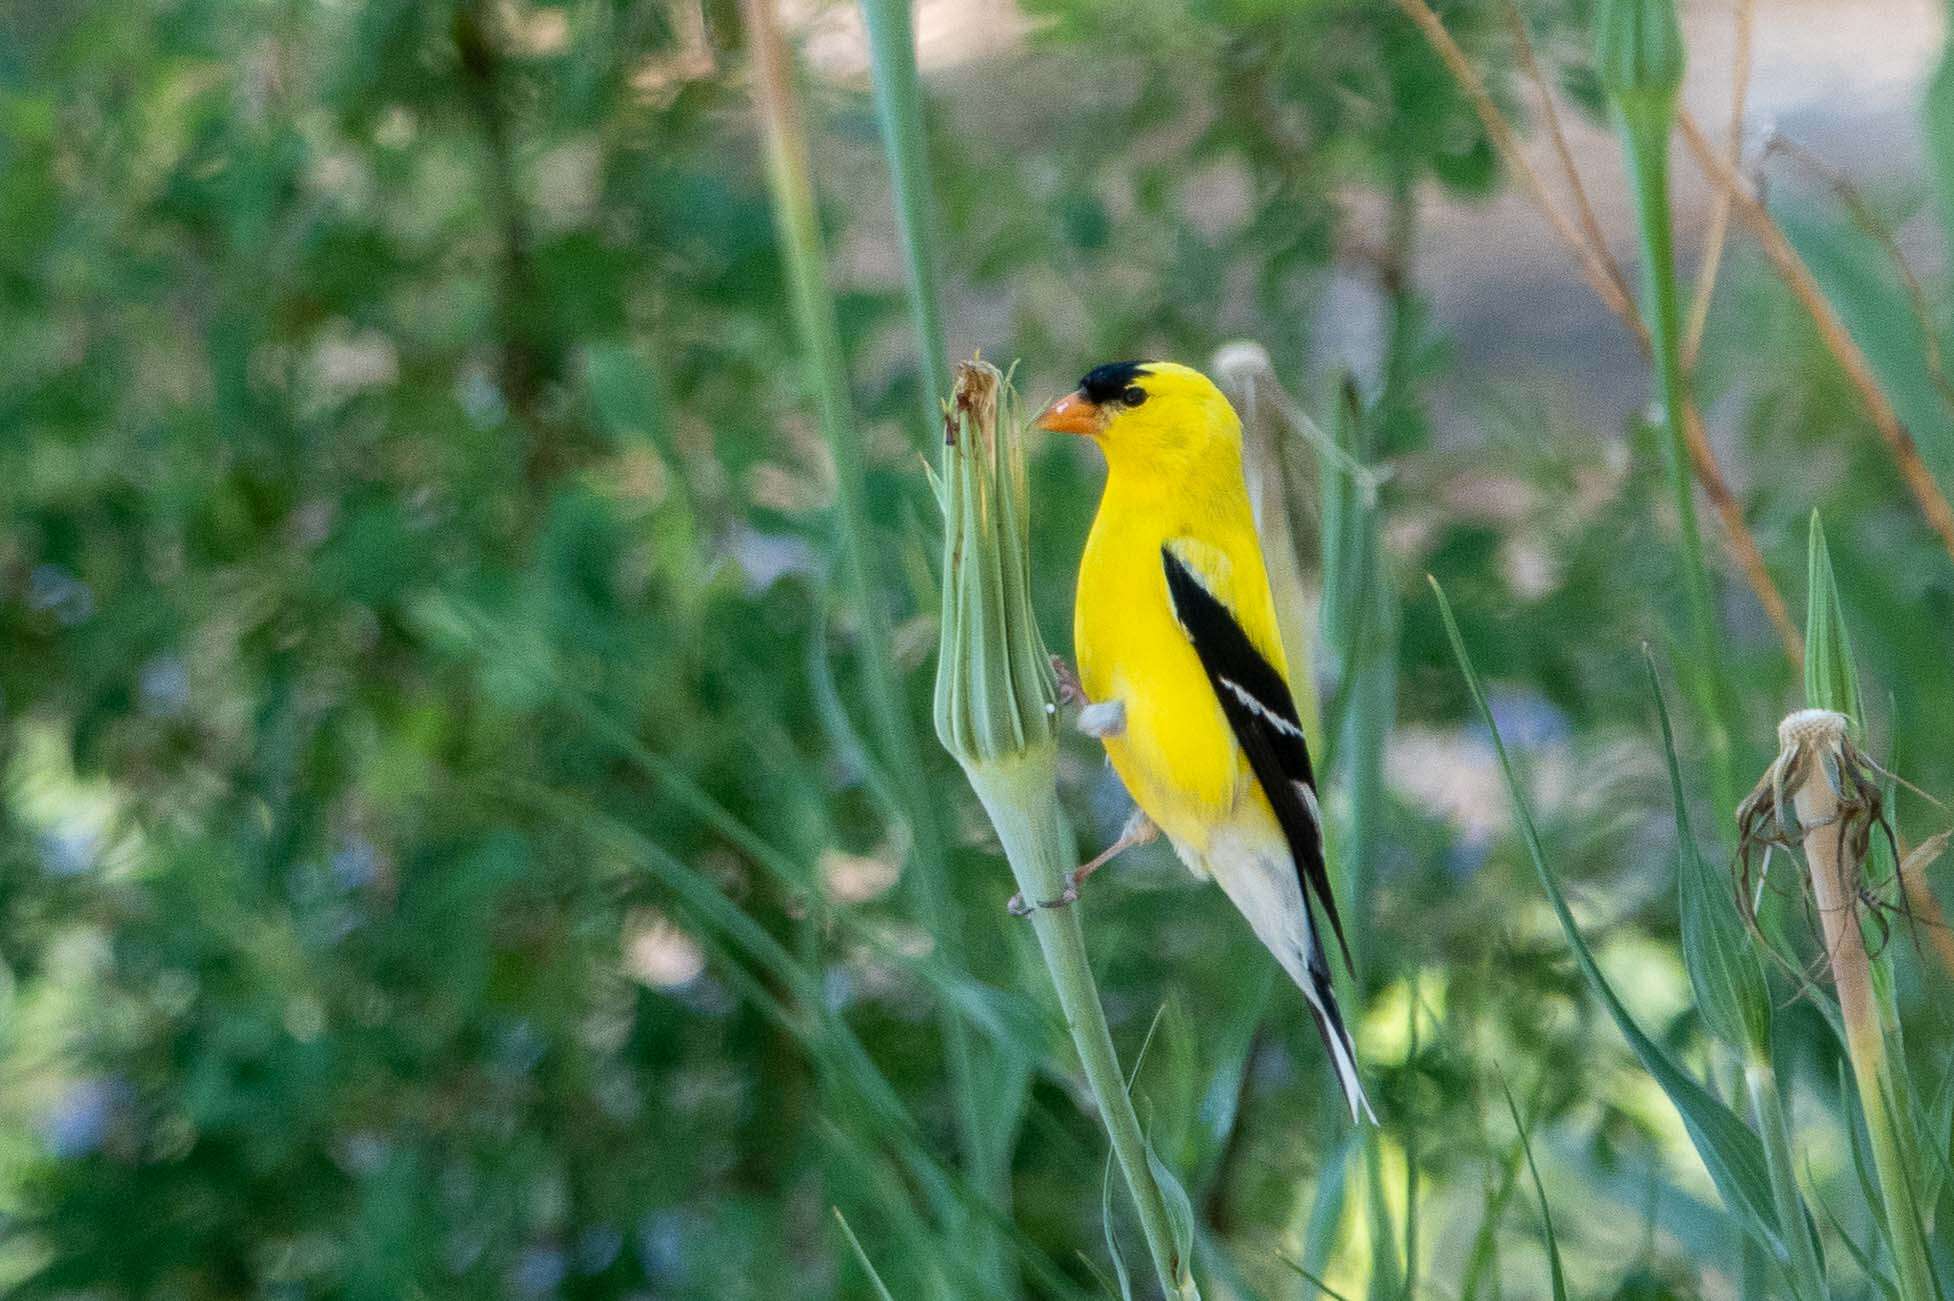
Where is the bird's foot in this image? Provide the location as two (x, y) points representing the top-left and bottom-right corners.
(1007, 811), (1157, 918)
(1006, 883), (1077, 916)
(1049, 655), (1126, 738)
(1050, 655), (1084, 707)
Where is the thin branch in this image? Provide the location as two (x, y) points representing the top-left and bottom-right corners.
(1389, 0), (1644, 341)
(1499, 0), (1634, 316)
(1681, 0), (1756, 367)
(1760, 131), (1954, 417)
(1683, 401), (1802, 657)
(1391, 0), (1802, 661)
(1679, 110), (1954, 567)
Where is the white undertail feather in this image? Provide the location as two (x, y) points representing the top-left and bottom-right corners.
(1200, 826), (1375, 1123)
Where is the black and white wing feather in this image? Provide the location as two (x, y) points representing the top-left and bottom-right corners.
(1162, 544), (1371, 1122)
(1160, 546), (1352, 969)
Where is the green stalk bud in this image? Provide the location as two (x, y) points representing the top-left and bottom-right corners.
(930, 358), (1199, 1299)
(932, 360), (1058, 768)
(1594, 0), (1685, 120)
(1804, 510), (1864, 733)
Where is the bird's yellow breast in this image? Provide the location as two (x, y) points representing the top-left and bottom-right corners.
(1074, 468), (1286, 856)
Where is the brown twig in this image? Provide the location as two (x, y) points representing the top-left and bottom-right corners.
(1391, 0), (1801, 660)
(1760, 131), (1954, 417)
(1681, 0), (1756, 368)
(1679, 110), (1954, 567)
(1499, 0), (1635, 317)
(1682, 402), (1802, 657)
(1389, 0), (1644, 340)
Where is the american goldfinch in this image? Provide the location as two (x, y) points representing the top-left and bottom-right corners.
(1032, 360), (1372, 1123)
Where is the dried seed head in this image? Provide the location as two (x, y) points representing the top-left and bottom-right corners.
(1778, 707), (1847, 753)
(1736, 709), (1919, 982)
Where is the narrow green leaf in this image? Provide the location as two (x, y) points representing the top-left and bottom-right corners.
(1774, 201), (1954, 494)
(1928, 27), (1954, 259)
(1816, 1186), (1903, 1301)
(1363, 1134), (1402, 1301)
(833, 1207), (902, 1301)
(859, 0), (950, 434)
(1278, 1254), (1356, 1301)
(1647, 650), (1772, 1056)
(1301, 1131), (1359, 1287)
(1147, 1140), (1197, 1285)
(1460, 1134), (1523, 1301)
(1103, 1149), (1135, 1301)
(1804, 511), (1864, 727)
(1497, 1077), (1568, 1301)
(1432, 578), (1787, 1261)
(1918, 1054), (1954, 1227)
(1844, 1058), (1897, 1255)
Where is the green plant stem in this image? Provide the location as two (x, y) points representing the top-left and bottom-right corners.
(1791, 747), (1935, 1301)
(1618, 111), (1735, 814)
(966, 752), (1200, 1300)
(858, 0), (950, 434)
(744, 0), (1004, 1281)
(1745, 1055), (1827, 1300)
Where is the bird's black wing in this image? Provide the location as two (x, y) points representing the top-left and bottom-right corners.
(1161, 544), (1353, 973)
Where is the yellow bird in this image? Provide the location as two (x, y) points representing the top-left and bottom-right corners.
(1032, 359), (1372, 1123)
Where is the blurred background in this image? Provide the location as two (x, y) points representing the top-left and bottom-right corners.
(4, 0), (1953, 1296)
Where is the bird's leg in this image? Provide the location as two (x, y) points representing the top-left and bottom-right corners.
(1006, 808), (1158, 916)
(1051, 655), (1126, 738)
(1069, 808), (1157, 891)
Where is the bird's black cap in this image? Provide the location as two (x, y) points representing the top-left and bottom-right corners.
(1078, 360), (1150, 404)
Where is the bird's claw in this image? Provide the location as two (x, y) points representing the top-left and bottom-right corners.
(1005, 874), (1083, 918)
(1050, 655), (1084, 707)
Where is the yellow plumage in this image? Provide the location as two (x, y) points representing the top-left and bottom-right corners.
(1043, 360), (1371, 1122)
(1074, 379), (1283, 851)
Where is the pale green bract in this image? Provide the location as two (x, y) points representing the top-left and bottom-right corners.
(931, 360), (1059, 767)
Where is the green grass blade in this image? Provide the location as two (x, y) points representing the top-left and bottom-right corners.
(1460, 1133), (1523, 1301)
(1363, 1134), (1403, 1301)
(1816, 1173), (1902, 1301)
(1646, 648), (1772, 1057)
(1102, 1148), (1135, 1301)
(1432, 578), (1788, 1263)
(1279, 1254), (1356, 1301)
(1497, 1076), (1568, 1301)
(1805, 511), (1865, 726)
(1929, 23), (1954, 262)
(744, 8), (1005, 1281)
(834, 1207), (901, 1301)
(1918, 1054), (1954, 1227)
(858, 0), (949, 434)
(1301, 1130), (1360, 1287)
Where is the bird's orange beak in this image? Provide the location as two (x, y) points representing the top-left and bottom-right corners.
(1033, 390), (1104, 436)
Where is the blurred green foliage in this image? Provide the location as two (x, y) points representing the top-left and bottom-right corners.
(3, 0), (1953, 1297)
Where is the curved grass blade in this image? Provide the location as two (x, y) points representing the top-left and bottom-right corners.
(1816, 1181), (1901, 1301)
(834, 1207), (901, 1301)
(1646, 649), (1771, 1056)
(1432, 578), (1788, 1262)
(1279, 1254), (1355, 1301)
(1461, 1132), (1522, 1301)
(1103, 1148), (1134, 1301)
(1497, 1075), (1568, 1301)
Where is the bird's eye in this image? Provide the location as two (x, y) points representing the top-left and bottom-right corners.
(1121, 385), (1147, 407)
